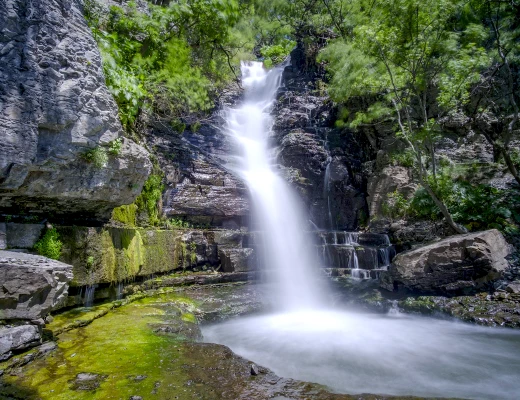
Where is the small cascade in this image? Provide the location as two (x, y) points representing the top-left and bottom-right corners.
(323, 134), (335, 232)
(84, 285), (96, 308)
(388, 300), (401, 316)
(116, 282), (124, 300)
(317, 231), (394, 280)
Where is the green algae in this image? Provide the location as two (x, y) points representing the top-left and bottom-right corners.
(1, 293), (200, 400)
(58, 227), (189, 287)
(111, 204), (137, 227)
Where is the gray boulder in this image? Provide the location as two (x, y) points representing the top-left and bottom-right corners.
(218, 248), (255, 272)
(380, 229), (511, 294)
(0, 0), (151, 221)
(0, 251), (73, 320)
(0, 325), (41, 361)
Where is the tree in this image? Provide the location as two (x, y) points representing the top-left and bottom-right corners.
(320, 0), (490, 233)
(465, 0), (520, 185)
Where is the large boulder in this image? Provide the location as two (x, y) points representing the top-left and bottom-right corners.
(0, 251), (73, 320)
(380, 229), (511, 294)
(0, 0), (151, 221)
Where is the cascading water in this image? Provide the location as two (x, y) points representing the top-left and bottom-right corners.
(224, 60), (324, 310)
(203, 61), (520, 399)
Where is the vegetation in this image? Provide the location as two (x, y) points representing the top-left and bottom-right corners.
(135, 174), (164, 226)
(82, 0), (519, 234)
(34, 228), (63, 260)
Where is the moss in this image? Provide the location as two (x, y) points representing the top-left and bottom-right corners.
(111, 204), (137, 226)
(181, 312), (197, 324)
(2, 293), (196, 399)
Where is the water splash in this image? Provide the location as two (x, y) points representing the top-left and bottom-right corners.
(225, 60), (324, 310)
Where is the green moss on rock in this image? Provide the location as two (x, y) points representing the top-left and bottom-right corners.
(111, 204), (138, 226)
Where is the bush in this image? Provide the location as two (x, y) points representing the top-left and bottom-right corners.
(408, 169), (518, 233)
(108, 138), (123, 155)
(34, 228), (62, 260)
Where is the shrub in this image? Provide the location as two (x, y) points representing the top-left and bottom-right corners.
(34, 228), (62, 260)
(108, 138), (123, 155)
(82, 147), (108, 168)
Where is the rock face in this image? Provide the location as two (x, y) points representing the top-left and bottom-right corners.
(0, 0), (151, 222)
(144, 95), (250, 229)
(218, 248), (255, 272)
(0, 251), (73, 320)
(272, 45), (368, 230)
(380, 229), (511, 294)
(0, 324), (41, 361)
(367, 165), (416, 222)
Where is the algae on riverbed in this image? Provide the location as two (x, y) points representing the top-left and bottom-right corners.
(1, 293), (199, 400)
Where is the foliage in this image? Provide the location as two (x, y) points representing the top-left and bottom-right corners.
(165, 218), (193, 229)
(112, 204), (138, 226)
(260, 39), (295, 68)
(390, 149), (415, 168)
(407, 170), (518, 234)
(82, 147), (108, 168)
(34, 228), (63, 260)
(135, 174), (164, 226)
(108, 138), (123, 155)
(85, 0), (242, 131)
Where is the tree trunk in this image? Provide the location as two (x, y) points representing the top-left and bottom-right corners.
(419, 177), (466, 235)
(501, 147), (520, 185)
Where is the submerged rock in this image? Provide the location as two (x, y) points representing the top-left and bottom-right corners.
(71, 372), (108, 391)
(380, 229), (511, 295)
(0, 251), (73, 320)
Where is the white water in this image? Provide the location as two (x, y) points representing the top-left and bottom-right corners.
(203, 308), (520, 399)
(207, 61), (520, 399)
(225, 61), (324, 310)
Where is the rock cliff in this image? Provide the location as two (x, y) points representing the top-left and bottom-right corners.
(0, 0), (151, 222)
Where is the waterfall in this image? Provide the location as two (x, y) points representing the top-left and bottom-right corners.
(225, 60), (324, 310)
(84, 285), (96, 308)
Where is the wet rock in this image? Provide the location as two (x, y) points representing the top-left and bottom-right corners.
(380, 229), (511, 295)
(0, 325), (41, 361)
(71, 372), (107, 391)
(0, 0), (151, 222)
(0, 251), (73, 320)
(506, 281), (520, 294)
(129, 396), (143, 400)
(250, 363), (259, 376)
(218, 248), (255, 272)
(0, 223), (7, 250)
(132, 375), (147, 382)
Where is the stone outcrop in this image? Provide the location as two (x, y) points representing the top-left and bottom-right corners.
(218, 248), (255, 272)
(55, 226), (256, 288)
(0, 251), (73, 320)
(0, 324), (41, 361)
(143, 97), (250, 229)
(380, 229), (511, 294)
(367, 165), (416, 223)
(272, 45), (368, 230)
(0, 0), (151, 222)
